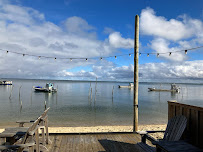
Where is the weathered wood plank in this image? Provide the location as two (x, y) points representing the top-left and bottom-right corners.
(47, 133), (142, 152)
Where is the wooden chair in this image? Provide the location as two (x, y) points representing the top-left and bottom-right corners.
(0, 116), (45, 152)
(137, 115), (187, 151)
(1, 108), (50, 151)
(18, 107), (50, 145)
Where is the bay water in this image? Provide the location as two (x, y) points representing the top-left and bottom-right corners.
(0, 79), (202, 127)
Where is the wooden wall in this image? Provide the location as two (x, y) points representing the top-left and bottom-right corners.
(168, 101), (203, 148)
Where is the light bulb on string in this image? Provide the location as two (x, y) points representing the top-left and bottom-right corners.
(169, 52), (172, 56)
(147, 53), (149, 57)
(86, 58), (87, 61)
(157, 53), (159, 57)
(185, 50), (187, 54)
(38, 56), (41, 60)
(23, 54), (25, 57)
(129, 54), (131, 57)
(139, 53), (141, 56)
(54, 58), (56, 61)
(70, 58), (72, 61)
(115, 56), (117, 59)
(100, 57), (102, 60)
(6, 51), (8, 54)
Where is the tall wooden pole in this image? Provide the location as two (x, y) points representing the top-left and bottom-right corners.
(133, 15), (139, 132)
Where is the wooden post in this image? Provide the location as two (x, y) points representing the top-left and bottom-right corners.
(133, 15), (139, 132)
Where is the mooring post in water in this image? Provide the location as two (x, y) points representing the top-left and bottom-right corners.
(20, 101), (22, 114)
(9, 85), (13, 99)
(133, 15), (139, 132)
(19, 85), (22, 103)
(44, 100), (47, 110)
(91, 88), (92, 101)
(94, 77), (97, 102)
(112, 86), (114, 98)
(88, 82), (91, 99)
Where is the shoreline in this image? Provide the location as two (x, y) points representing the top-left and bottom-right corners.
(0, 124), (166, 134)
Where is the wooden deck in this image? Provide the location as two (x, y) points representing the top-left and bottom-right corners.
(46, 133), (146, 152)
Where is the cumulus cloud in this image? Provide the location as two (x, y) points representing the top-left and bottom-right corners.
(59, 60), (203, 81)
(64, 16), (96, 38)
(59, 61), (134, 80)
(150, 38), (187, 62)
(108, 32), (134, 49)
(103, 27), (115, 34)
(0, 1), (118, 79)
(140, 7), (203, 62)
(140, 7), (202, 41)
(140, 61), (203, 79)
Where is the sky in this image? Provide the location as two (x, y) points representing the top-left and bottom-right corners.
(0, 0), (202, 81)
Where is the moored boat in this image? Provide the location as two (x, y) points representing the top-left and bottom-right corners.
(0, 80), (12, 85)
(34, 83), (57, 92)
(118, 83), (134, 88)
(148, 84), (180, 93)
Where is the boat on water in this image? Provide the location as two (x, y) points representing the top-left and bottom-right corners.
(0, 80), (12, 85)
(148, 84), (180, 93)
(33, 83), (57, 92)
(118, 83), (134, 88)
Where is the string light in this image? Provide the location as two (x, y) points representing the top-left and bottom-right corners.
(0, 46), (202, 61)
(55, 57), (56, 60)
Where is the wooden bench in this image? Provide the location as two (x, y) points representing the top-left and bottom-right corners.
(0, 116), (45, 152)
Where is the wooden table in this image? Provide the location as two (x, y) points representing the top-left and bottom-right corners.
(156, 141), (203, 152)
(0, 127), (28, 144)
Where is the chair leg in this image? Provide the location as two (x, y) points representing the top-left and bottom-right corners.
(41, 128), (45, 146)
(45, 119), (49, 144)
(141, 134), (147, 144)
(35, 129), (40, 152)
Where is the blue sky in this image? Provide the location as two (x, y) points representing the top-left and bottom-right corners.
(0, 0), (202, 81)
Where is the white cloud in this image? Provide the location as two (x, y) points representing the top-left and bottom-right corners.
(150, 38), (187, 62)
(103, 27), (115, 34)
(108, 32), (134, 49)
(140, 61), (203, 79)
(140, 7), (203, 62)
(64, 16), (96, 38)
(59, 60), (203, 81)
(0, 1), (120, 79)
(140, 7), (200, 41)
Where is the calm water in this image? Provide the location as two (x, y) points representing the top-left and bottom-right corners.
(0, 79), (203, 127)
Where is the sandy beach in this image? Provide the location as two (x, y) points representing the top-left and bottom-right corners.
(0, 124), (166, 133)
(0, 124), (166, 139)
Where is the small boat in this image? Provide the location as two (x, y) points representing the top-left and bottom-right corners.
(34, 83), (57, 92)
(148, 84), (180, 93)
(0, 80), (12, 85)
(118, 83), (134, 88)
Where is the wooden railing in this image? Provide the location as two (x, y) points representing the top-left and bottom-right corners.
(168, 101), (203, 148)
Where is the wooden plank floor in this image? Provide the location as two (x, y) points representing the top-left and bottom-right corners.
(46, 133), (146, 152)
